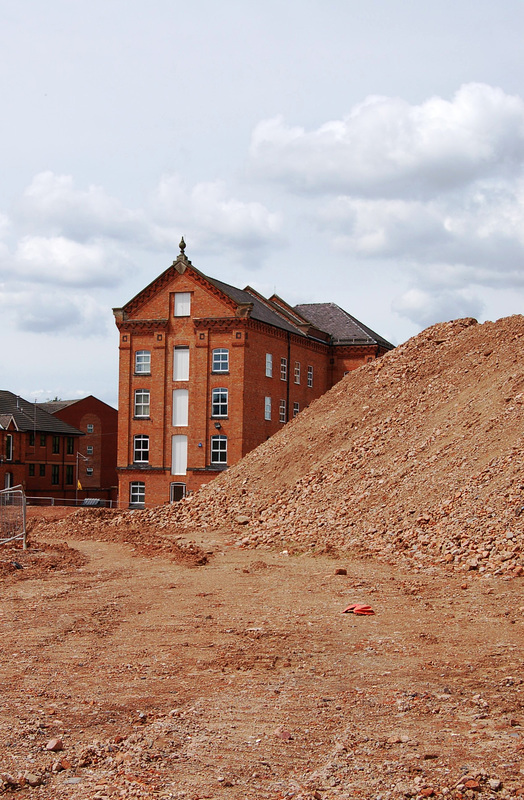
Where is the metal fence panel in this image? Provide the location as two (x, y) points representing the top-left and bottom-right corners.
(0, 485), (27, 549)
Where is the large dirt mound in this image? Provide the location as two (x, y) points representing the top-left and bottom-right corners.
(36, 316), (524, 578)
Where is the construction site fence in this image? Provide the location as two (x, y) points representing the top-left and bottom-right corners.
(0, 485), (27, 549)
(26, 497), (116, 508)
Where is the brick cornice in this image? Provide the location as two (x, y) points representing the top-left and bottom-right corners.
(116, 319), (169, 333)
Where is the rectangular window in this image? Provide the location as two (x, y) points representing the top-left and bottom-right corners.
(39, 464), (46, 477)
(279, 399), (286, 423)
(211, 387), (228, 417)
(29, 432), (35, 447)
(52, 436), (60, 454)
(212, 348), (229, 372)
(307, 365), (313, 388)
(86, 445), (94, 455)
(265, 353), (273, 377)
(174, 292), (191, 317)
(65, 465), (74, 484)
(264, 396), (271, 421)
(135, 350), (151, 374)
(51, 465), (59, 485)
(293, 402), (300, 418)
(134, 389), (150, 418)
(172, 389), (189, 426)
(28, 464), (35, 477)
(210, 435), (227, 465)
(40, 434), (46, 447)
(171, 434), (188, 475)
(173, 346), (189, 380)
(66, 437), (74, 455)
(280, 358), (287, 381)
(87, 424), (94, 433)
(133, 435), (150, 463)
(5, 434), (13, 461)
(294, 361), (301, 384)
(130, 481), (145, 508)
(86, 467), (93, 476)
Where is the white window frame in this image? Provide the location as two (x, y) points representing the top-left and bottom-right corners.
(174, 292), (191, 317)
(134, 389), (150, 418)
(135, 350), (151, 374)
(211, 387), (228, 418)
(294, 361), (301, 384)
(265, 353), (273, 377)
(279, 399), (286, 423)
(87, 424), (94, 433)
(86, 445), (94, 455)
(130, 481), (145, 507)
(172, 389), (189, 426)
(264, 396), (271, 421)
(293, 401), (300, 418)
(173, 346), (190, 381)
(307, 365), (313, 388)
(212, 348), (229, 373)
(171, 434), (188, 475)
(133, 434), (150, 463)
(210, 435), (227, 465)
(86, 467), (94, 476)
(280, 357), (287, 381)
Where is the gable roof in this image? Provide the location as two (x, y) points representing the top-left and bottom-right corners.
(0, 391), (83, 436)
(294, 303), (394, 349)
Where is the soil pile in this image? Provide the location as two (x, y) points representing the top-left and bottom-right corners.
(34, 316), (524, 578)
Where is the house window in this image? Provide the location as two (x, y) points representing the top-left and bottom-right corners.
(130, 481), (145, 508)
(39, 464), (46, 477)
(52, 436), (60, 454)
(212, 348), (229, 373)
(279, 399), (286, 423)
(294, 361), (301, 384)
(133, 435), (150, 463)
(293, 402), (300, 418)
(66, 437), (74, 455)
(86, 467), (93, 476)
(280, 358), (287, 381)
(307, 365), (313, 388)
(172, 389), (189, 426)
(5, 434), (13, 461)
(65, 465), (74, 484)
(211, 388), (228, 417)
(210, 435), (227, 465)
(170, 482), (186, 502)
(51, 465), (59, 485)
(135, 350), (151, 374)
(28, 464), (35, 477)
(134, 389), (150, 418)
(264, 396), (271, 421)
(40, 434), (46, 447)
(171, 435), (188, 475)
(87, 424), (94, 433)
(173, 346), (189, 380)
(174, 292), (191, 317)
(86, 445), (94, 455)
(265, 353), (273, 377)
(29, 432), (35, 447)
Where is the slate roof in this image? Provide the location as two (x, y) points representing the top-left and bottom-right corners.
(294, 303), (394, 349)
(206, 277), (306, 336)
(0, 391), (83, 436)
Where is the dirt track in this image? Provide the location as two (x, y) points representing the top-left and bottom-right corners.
(1, 510), (523, 799)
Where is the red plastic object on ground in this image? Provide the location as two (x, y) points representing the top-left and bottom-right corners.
(342, 603), (375, 615)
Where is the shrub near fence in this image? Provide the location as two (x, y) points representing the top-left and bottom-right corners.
(0, 485), (27, 549)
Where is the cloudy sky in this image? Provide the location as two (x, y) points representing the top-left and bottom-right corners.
(2, 0), (524, 407)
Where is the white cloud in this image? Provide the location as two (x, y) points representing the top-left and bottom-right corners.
(392, 287), (485, 328)
(249, 84), (524, 198)
(149, 175), (282, 259)
(0, 287), (110, 334)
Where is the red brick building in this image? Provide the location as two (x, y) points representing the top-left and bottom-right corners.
(39, 396), (118, 504)
(114, 242), (393, 508)
(0, 390), (84, 501)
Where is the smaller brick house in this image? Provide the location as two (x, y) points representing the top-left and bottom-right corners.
(0, 390), (84, 501)
(39, 396), (118, 504)
(113, 242), (394, 508)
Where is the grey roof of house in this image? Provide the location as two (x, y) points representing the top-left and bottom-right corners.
(0, 391), (83, 435)
(38, 400), (78, 414)
(206, 276), (306, 336)
(294, 303), (394, 349)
